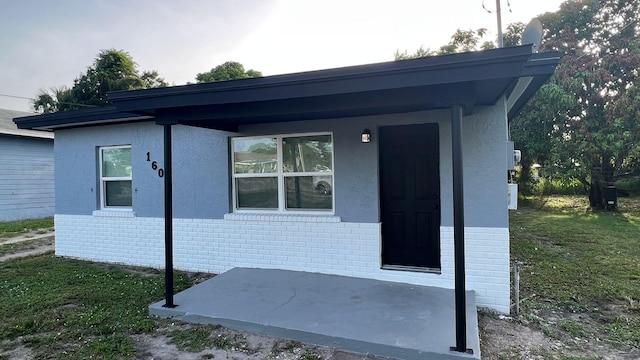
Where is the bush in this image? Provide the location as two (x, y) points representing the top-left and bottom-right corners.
(533, 178), (584, 195)
(615, 177), (640, 195)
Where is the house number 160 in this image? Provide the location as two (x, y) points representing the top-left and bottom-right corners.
(146, 152), (164, 178)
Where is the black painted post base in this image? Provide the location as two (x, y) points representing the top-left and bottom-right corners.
(449, 346), (474, 355)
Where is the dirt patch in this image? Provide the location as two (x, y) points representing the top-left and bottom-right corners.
(480, 312), (563, 359)
(0, 342), (35, 360)
(0, 235), (54, 262)
(0, 229), (54, 244)
(132, 322), (389, 360)
(478, 310), (640, 359)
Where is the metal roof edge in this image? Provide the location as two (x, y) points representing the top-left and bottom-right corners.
(0, 128), (54, 139)
(13, 45), (559, 131)
(507, 50), (562, 120)
(108, 46), (538, 104)
(13, 106), (153, 131)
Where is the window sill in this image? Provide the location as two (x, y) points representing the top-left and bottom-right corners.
(224, 213), (341, 223)
(93, 209), (136, 218)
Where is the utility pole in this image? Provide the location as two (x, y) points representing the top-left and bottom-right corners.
(496, 0), (504, 47)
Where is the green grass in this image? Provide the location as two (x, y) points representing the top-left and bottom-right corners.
(2, 197), (639, 358)
(0, 254), (193, 359)
(511, 195), (640, 347)
(0, 218), (54, 239)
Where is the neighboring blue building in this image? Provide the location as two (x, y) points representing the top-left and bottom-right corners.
(14, 46), (559, 313)
(0, 108), (54, 222)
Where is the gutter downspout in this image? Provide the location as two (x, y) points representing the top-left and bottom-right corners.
(450, 105), (471, 354)
(163, 123), (176, 308)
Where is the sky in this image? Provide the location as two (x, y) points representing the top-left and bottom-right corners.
(0, 0), (565, 113)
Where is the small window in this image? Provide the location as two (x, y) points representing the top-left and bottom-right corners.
(99, 146), (132, 208)
(232, 133), (333, 212)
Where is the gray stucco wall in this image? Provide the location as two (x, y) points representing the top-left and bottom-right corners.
(243, 102), (509, 228)
(54, 122), (231, 218)
(0, 135), (54, 221)
(54, 102), (509, 228)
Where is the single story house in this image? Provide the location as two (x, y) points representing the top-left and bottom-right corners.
(15, 45), (559, 315)
(0, 108), (54, 222)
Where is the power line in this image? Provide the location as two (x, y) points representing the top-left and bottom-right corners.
(0, 92), (96, 108)
(0, 93), (34, 101)
(482, 0), (512, 14)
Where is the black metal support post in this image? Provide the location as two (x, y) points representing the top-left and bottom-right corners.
(450, 104), (470, 353)
(163, 124), (176, 308)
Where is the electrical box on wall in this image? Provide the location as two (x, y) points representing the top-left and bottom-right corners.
(508, 183), (518, 210)
(507, 141), (515, 170)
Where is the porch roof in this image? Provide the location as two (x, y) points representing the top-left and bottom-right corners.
(14, 45), (560, 132)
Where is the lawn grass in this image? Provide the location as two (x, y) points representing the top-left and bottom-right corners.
(1, 198), (639, 358)
(0, 218), (54, 239)
(511, 195), (640, 348)
(0, 254), (194, 359)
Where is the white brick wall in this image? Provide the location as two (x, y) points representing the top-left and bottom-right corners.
(55, 214), (510, 313)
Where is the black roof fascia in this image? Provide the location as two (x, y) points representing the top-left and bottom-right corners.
(152, 80), (485, 130)
(507, 51), (562, 120)
(13, 106), (153, 131)
(109, 46), (538, 114)
(13, 45), (560, 132)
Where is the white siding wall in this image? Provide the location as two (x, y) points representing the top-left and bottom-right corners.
(0, 135), (54, 221)
(55, 214), (510, 313)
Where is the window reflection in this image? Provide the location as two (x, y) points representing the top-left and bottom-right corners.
(102, 147), (132, 177)
(236, 178), (278, 209)
(105, 180), (132, 207)
(233, 138), (277, 174)
(285, 176), (333, 210)
(232, 134), (334, 212)
(283, 135), (332, 173)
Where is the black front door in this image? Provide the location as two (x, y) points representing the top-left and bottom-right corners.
(380, 123), (441, 269)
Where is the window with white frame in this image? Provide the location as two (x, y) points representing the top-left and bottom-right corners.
(232, 133), (334, 212)
(99, 145), (132, 209)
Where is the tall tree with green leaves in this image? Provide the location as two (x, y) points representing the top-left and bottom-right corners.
(195, 61), (262, 83)
(33, 49), (167, 113)
(394, 28), (495, 59)
(511, 0), (640, 194)
(397, 1), (640, 196)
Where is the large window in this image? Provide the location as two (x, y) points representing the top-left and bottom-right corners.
(99, 145), (132, 209)
(232, 133), (333, 212)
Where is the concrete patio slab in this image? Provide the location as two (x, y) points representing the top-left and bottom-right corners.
(150, 268), (480, 360)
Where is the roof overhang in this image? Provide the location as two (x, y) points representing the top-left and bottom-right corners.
(14, 45), (560, 132)
(0, 128), (54, 139)
(13, 106), (153, 131)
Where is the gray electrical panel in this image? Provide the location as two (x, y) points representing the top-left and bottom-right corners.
(507, 141), (515, 170)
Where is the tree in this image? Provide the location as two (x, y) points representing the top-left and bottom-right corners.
(510, 0), (640, 195)
(32, 86), (78, 114)
(396, 2), (640, 198)
(394, 45), (435, 60)
(437, 28), (495, 54)
(394, 28), (495, 60)
(33, 49), (167, 113)
(195, 61), (262, 83)
(503, 22), (526, 47)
